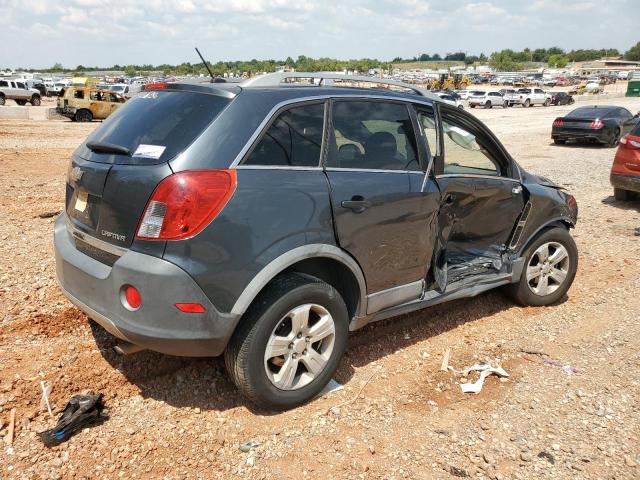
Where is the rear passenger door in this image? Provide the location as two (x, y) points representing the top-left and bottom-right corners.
(325, 100), (441, 310)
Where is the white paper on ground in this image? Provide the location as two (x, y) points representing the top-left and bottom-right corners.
(317, 378), (344, 398)
(448, 364), (509, 394)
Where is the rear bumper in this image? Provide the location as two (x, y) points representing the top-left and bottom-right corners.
(610, 173), (640, 193)
(552, 129), (609, 143)
(54, 214), (240, 357)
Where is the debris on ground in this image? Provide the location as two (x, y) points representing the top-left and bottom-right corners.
(449, 465), (469, 477)
(39, 393), (106, 447)
(317, 378), (344, 398)
(448, 364), (509, 394)
(239, 441), (261, 453)
(522, 350), (580, 375)
(4, 408), (16, 446)
(440, 348), (451, 371)
(36, 210), (61, 219)
(538, 451), (556, 464)
(40, 381), (53, 417)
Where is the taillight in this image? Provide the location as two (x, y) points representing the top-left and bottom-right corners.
(553, 118), (563, 127)
(589, 119), (604, 129)
(136, 170), (237, 241)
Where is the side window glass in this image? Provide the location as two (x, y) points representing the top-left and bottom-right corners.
(329, 101), (420, 171)
(418, 108), (438, 160)
(0, 81), (7, 87)
(17, 82), (26, 89)
(440, 115), (500, 176)
(243, 103), (324, 167)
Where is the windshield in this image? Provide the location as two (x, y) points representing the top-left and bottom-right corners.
(81, 90), (231, 164)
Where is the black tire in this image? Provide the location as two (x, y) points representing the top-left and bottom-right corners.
(607, 128), (621, 147)
(225, 272), (349, 410)
(0, 94), (5, 106)
(15, 100), (27, 106)
(74, 109), (93, 122)
(614, 188), (633, 201)
(524, 99), (531, 108)
(569, 98), (575, 105)
(544, 99), (550, 107)
(30, 95), (41, 106)
(506, 227), (578, 307)
(503, 101), (508, 108)
(553, 138), (566, 145)
(485, 101), (492, 109)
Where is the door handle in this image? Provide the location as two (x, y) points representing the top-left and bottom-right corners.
(512, 185), (523, 195)
(341, 196), (371, 213)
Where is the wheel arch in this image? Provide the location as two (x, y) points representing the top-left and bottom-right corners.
(230, 244), (367, 321)
(517, 217), (573, 256)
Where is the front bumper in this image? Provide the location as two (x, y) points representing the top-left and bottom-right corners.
(611, 173), (640, 193)
(54, 214), (240, 356)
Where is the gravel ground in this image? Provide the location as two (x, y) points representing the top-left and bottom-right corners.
(1, 96), (639, 479)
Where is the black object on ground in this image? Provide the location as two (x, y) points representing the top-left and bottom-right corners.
(39, 393), (106, 447)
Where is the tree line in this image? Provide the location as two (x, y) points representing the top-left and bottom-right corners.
(8, 42), (640, 75)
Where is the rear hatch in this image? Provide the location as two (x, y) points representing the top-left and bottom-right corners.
(66, 88), (233, 249)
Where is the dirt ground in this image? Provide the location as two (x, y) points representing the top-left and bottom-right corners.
(1, 96), (639, 480)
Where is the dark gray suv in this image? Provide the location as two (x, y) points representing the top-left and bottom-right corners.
(54, 73), (579, 410)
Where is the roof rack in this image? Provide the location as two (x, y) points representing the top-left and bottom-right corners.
(241, 72), (439, 100)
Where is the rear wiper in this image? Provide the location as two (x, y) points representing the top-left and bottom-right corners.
(86, 141), (130, 156)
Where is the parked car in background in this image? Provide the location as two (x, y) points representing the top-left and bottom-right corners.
(552, 105), (639, 146)
(455, 90), (474, 100)
(56, 87), (126, 122)
(0, 79), (42, 106)
(611, 121), (640, 200)
(469, 91), (507, 108)
(498, 88), (519, 106)
(549, 92), (574, 106)
(54, 73), (579, 410)
(543, 79), (557, 87)
(513, 88), (550, 107)
(617, 71), (630, 80)
(435, 92), (464, 109)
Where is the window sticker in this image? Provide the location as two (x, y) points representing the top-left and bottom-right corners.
(132, 144), (166, 159)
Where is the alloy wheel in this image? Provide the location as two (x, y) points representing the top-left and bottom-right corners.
(526, 242), (570, 296)
(264, 303), (336, 390)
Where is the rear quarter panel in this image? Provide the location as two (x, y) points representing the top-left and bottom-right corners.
(162, 169), (337, 313)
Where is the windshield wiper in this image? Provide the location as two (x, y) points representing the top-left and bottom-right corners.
(86, 141), (131, 156)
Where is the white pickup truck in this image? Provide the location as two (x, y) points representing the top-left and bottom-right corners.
(512, 88), (551, 107)
(0, 79), (42, 106)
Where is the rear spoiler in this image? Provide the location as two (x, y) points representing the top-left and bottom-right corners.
(142, 82), (240, 99)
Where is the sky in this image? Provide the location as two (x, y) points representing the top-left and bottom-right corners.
(1, 0), (639, 69)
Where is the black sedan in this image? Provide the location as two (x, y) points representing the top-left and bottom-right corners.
(551, 105), (639, 146)
(549, 91), (574, 106)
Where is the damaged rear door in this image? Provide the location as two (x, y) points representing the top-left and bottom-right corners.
(427, 105), (525, 286)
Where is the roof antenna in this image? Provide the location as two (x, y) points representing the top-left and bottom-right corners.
(195, 47), (215, 83)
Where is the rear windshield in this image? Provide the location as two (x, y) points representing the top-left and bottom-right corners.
(567, 107), (612, 119)
(81, 91), (231, 164)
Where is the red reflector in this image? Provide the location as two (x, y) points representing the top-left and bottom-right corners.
(124, 285), (142, 310)
(553, 118), (564, 127)
(136, 170), (237, 241)
(144, 82), (168, 90)
(175, 303), (206, 313)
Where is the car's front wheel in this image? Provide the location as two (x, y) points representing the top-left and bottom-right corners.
(225, 272), (349, 410)
(506, 227), (578, 306)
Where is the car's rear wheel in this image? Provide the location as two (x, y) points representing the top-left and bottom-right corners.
(614, 188), (634, 201)
(0, 94), (5, 106)
(74, 109), (93, 122)
(485, 101), (492, 109)
(506, 227), (578, 306)
(607, 128), (621, 147)
(225, 272), (349, 410)
(30, 95), (41, 106)
(544, 99), (550, 107)
(524, 99), (531, 108)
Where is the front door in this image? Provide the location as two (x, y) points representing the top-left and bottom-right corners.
(431, 105), (525, 284)
(325, 100), (441, 310)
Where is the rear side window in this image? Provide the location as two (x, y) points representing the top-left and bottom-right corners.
(83, 91), (230, 164)
(328, 101), (420, 171)
(0, 81), (7, 87)
(243, 103), (325, 167)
